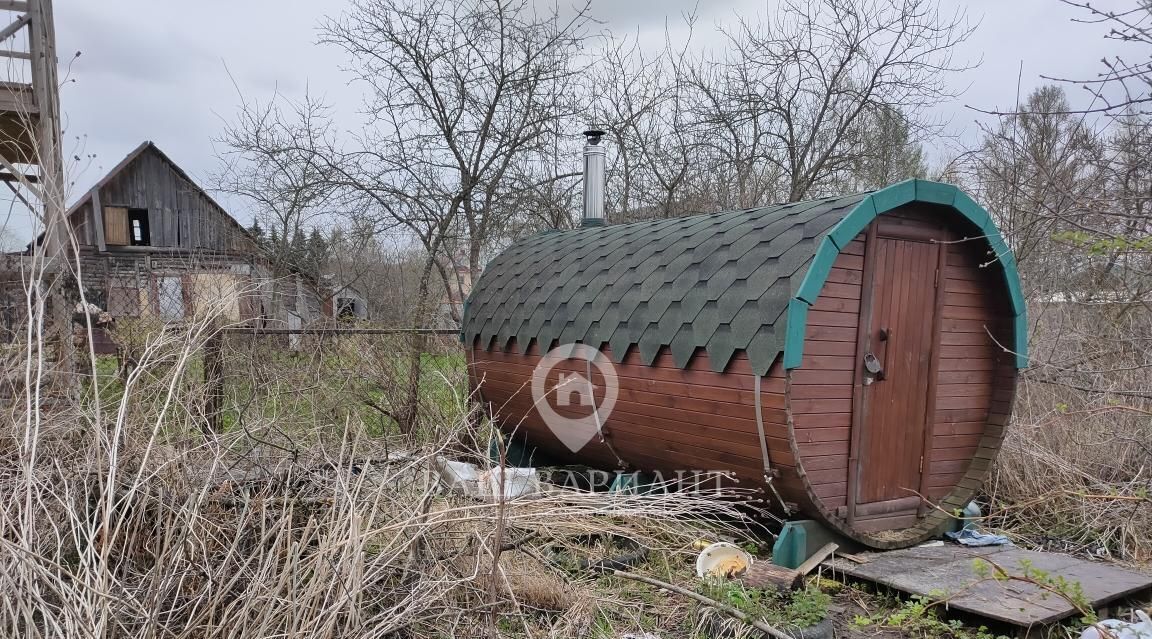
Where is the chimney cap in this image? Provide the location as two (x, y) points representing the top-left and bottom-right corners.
(583, 127), (606, 144)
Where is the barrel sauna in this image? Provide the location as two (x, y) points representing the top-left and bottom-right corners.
(462, 180), (1026, 549)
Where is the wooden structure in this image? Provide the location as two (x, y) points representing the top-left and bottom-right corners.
(0, 0), (70, 386)
(463, 180), (1027, 549)
(825, 545), (1152, 627)
(67, 142), (260, 255)
(61, 142), (325, 330)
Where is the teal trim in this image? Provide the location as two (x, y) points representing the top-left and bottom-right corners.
(783, 299), (810, 369)
(870, 178), (916, 213)
(827, 195), (877, 249)
(796, 237), (840, 304)
(914, 180), (957, 205)
(782, 179), (1029, 370)
(771, 521), (808, 569)
(772, 519), (841, 568)
(1001, 253), (1025, 312)
(1015, 314), (1029, 368)
(951, 191), (1027, 319)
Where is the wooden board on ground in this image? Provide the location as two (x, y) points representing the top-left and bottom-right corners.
(823, 545), (1152, 627)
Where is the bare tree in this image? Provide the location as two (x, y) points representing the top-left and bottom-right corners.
(842, 105), (929, 191)
(316, 0), (594, 326)
(687, 0), (972, 204)
(973, 86), (1107, 282)
(214, 92), (342, 273)
(0, 225), (17, 252)
(1050, 0), (1152, 115)
(589, 33), (706, 220)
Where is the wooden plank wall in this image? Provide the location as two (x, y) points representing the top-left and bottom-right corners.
(926, 240), (1015, 498)
(790, 207), (1016, 518)
(67, 201), (94, 246)
(471, 339), (808, 501)
(73, 250), (267, 320)
(469, 205), (1018, 529)
(84, 147), (258, 254)
(788, 237), (866, 510)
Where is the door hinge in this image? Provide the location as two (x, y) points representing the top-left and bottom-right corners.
(933, 268), (939, 288)
(919, 455), (924, 473)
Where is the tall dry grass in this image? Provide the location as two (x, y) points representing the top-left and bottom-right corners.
(0, 301), (754, 638)
(986, 298), (1152, 563)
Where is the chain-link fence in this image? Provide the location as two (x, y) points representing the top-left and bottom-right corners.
(77, 257), (337, 358)
(204, 327), (466, 439)
(2, 257), (74, 402)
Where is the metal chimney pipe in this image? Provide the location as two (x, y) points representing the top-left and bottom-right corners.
(581, 127), (606, 228)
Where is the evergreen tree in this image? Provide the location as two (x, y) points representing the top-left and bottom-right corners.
(289, 228), (307, 272)
(846, 105), (928, 191)
(305, 228), (329, 280)
(247, 219), (264, 247)
(268, 228), (282, 267)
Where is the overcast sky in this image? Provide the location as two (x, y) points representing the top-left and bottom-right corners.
(0, 0), (1133, 246)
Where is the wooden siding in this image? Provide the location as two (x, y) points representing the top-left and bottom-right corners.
(57, 145), (333, 327)
(67, 144), (258, 256)
(925, 236), (1016, 499)
(788, 237), (866, 510)
(788, 204), (1017, 544)
(469, 339), (817, 512)
(94, 148), (254, 252)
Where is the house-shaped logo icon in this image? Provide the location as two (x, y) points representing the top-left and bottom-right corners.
(530, 343), (620, 453)
(555, 372), (598, 408)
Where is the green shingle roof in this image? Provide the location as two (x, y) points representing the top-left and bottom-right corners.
(462, 180), (1029, 375)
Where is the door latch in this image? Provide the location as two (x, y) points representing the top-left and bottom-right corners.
(863, 352), (885, 380)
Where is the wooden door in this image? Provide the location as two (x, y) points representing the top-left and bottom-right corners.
(104, 206), (130, 246)
(855, 234), (941, 506)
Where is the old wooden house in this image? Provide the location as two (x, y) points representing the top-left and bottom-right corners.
(62, 142), (324, 331)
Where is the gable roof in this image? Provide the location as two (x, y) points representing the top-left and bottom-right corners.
(462, 180), (1028, 375)
(65, 141), (255, 244)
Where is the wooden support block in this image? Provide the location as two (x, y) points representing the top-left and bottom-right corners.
(743, 562), (803, 591)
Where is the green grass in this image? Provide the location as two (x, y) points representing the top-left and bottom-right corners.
(215, 338), (467, 440)
(76, 332), (467, 444)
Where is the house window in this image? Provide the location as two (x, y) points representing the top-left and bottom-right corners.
(155, 276), (185, 321)
(128, 209), (150, 246)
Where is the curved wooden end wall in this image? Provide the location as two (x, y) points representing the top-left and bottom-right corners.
(787, 206), (1018, 547)
(468, 340), (803, 498)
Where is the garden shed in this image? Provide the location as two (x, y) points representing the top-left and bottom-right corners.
(463, 179), (1026, 549)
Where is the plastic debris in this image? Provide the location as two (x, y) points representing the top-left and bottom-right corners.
(478, 467), (539, 499)
(695, 542), (753, 579)
(1080, 610), (1152, 639)
(691, 539), (715, 551)
(434, 457), (480, 496)
(945, 526), (1012, 547)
